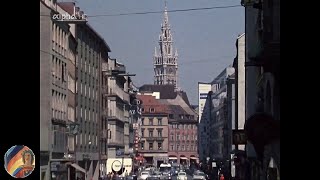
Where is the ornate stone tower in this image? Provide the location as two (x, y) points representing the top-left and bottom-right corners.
(153, 1), (179, 90)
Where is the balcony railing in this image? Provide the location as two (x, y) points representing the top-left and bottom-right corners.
(108, 85), (130, 103)
(146, 137), (165, 141)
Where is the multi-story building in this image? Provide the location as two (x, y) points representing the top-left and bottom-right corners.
(106, 58), (131, 158)
(153, 3), (179, 89)
(209, 67), (235, 160)
(167, 105), (198, 166)
(40, 0), (82, 179)
(138, 95), (169, 167)
(198, 82), (212, 162)
(139, 84), (199, 166)
(57, 3), (111, 179)
(242, 0), (280, 179)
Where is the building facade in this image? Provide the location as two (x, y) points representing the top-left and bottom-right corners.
(138, 95), (169, 167)
(40, 0), (81, 179)
(242, 0), (280, 179)
(106, 58), (131, 159)
(197, 82), (212, 162)
(167, 105), (198, 166)
(153, 3), (179, 89)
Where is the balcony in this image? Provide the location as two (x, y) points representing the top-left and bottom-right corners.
(108, 109), (125, 122)
(146, 137), (165, 141)
(108, 85), (130, 103)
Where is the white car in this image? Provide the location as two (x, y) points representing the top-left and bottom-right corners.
(138, 171), (150, 180)
(177, 172), (188, 180)
(192, 171), (207, 180)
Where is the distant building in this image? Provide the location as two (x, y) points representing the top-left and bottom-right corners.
(138, 95), (169, 167)
(197, 82), (212, 161)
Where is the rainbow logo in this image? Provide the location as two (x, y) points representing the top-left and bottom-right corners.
(4, 145), (35, 178)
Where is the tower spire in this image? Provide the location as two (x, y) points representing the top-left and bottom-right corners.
(153, 1), (179, 90)
(163, 0), (169, 25)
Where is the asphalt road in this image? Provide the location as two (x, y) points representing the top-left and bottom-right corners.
(171, 175), (193, 180)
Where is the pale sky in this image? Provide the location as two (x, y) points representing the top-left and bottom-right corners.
(73, 0), (245, 105)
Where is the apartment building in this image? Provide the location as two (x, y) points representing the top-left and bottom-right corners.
(167, 105), (198, 166)
(138, 95), (169, 167)
(40, 0), (79, 179)
(106, 58), (132, 158)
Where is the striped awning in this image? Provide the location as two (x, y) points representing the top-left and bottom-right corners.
(169, 157), (177, 160)
(180, 157), (188, 160)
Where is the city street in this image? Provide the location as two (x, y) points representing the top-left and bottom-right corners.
(171, 175), (193, 180)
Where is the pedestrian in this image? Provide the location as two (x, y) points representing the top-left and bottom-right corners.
(219, 173), (225, 180)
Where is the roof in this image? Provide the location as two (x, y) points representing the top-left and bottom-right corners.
(139, 84), (191, 105)
(139, 84), (176, 99)
(57, 2), (111, 52)
(137, 95), (168, 114)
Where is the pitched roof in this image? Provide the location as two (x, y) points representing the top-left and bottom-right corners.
(139, 84), (191, 105)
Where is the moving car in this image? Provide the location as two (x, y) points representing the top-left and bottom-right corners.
(147, 171), (162, 180)
(138, 171), (151, 180)
(177, 172), (188, 180)
(192, 171), (207, 180)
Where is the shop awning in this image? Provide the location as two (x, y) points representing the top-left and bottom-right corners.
(180, 157), (188, 160)
(190, 157), (198, 160)
(70, 163), (86, 173)
(169, 157), (177, 160)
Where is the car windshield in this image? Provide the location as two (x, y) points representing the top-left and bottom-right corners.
(195, 172), (205, 176)
(178, 172), (186, 176)
(141, 172), (149, 175)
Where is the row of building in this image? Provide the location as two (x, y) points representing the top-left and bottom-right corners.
(40, 0), (141, 179)
(197, 0), (280, 179)
(198, 34), (246, 179)
(40, 1), (200, 179)
(137, 85), (199, 168)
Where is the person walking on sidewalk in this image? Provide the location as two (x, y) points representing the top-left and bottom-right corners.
(219, 173), (225, 180)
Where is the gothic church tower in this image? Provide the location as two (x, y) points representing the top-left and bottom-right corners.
(153, 1), (179, 90)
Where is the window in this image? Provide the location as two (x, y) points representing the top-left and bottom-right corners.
(141, 130), (144, 137)
(141, 108), (144, 112)
(195, 135), (197, 140)
(149, 118), (153, 125)
(141, 118), (144, 125)
(191, 145), (194, 151)
(158, 130), (162, 137)
(158, 142), (162, 150)
(149, 130), (153, 137)
(182, 145), (185, 151)
(186, 135), (189, 140)
(149, 142), (153, 150)
(141, 142), (144, 150)
(170, 134), (174, 140)
(150, 108), (155, 112)
(169, 114), (174, 119)
(171, 145), (174, 151)
(177, 144), (180, 151)
(186, 145), (189, 151)
(158, 118), (162, 125)
(176, 134), (180, 140)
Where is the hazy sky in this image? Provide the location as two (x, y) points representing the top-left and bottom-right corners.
(74, 0), (245, 105)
